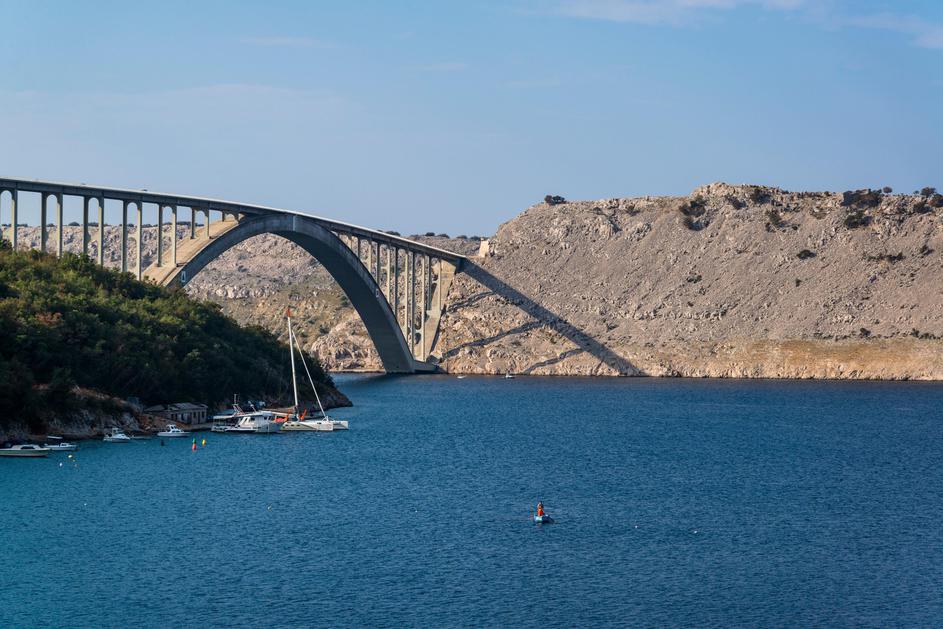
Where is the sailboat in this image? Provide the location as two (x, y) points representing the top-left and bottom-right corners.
(281, 309), (348, 432)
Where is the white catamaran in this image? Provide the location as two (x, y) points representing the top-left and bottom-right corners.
(281, 308), (348, 432)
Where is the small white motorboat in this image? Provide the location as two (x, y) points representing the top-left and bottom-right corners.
(0, 444), (51, 457)
(103, 428), (131, 443)
(211, 422), (233, 433)
(43, 442), (78, 451)
(157, 424), (191, 438)
(505, 373), (515, 379)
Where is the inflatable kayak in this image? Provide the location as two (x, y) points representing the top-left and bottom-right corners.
(534, 514), (552, 524)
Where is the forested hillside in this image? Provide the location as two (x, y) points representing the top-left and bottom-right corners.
(0, 241), (342, 429)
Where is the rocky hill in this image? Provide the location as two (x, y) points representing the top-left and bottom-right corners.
(8, 183), (943, 379)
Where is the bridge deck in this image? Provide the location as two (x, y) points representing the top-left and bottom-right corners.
(0, 176), (465, 264)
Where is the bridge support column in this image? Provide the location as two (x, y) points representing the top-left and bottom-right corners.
(205, 210), (210, 239)
(171, 206), (177, 266)
(385, 245), (392, 301)
(40, 193), (48, 253)
(408, 250), (416, 356)
(374, 241), (380, 284)
(9, 189), (17, 251)
(97, 199), (104, 266)
(55, 193), (63, 257)
(436, 258), (442, 312)
(392, 248), (400, 330)
(82, 197), (91, 256)
(190, 208), (196, 239)
(120, 201), (129, 272)
(136, 202), (143, 280)
(156, 205), (163, 267)
(422, 254), (431, 360)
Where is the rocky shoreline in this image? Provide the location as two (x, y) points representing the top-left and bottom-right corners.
(1, 388), (352, 444)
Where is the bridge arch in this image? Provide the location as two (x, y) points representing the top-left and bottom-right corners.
(146, 213), (423, 373)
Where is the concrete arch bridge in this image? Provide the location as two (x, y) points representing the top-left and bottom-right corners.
(0, 177), (466, 373)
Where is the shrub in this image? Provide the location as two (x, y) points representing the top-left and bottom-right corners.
(766, 209), (785, 229)
(749, 187), (770, 204)
(920, 187), (937, 197)
(457, 235), (468, 239)
(685, 273), (702, 284)
(844, 210), (871, 228)
(68, 221), (80, 227)
(841, 189), (882, 208)
(544, 195), (566, 205)
(436, 233), (449, 238)
(797, 249), (816, 260)
(725, 195), (745, 209)
(794, 278), (802, 287)
(920, 244), (934, 256)
(859, 327), (871, 338)
(929, 194), (943, 208)
(424, 232), (435, 237)
(679, 196), (706, 217)
(882, 186), (893, 194)
(385, 230), (401, 236)
(867, 252), (905, 263)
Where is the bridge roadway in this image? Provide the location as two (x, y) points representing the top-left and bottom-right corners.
(0, 177), (466, 373)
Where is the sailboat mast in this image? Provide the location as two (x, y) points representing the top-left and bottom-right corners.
(286, 308), (300, 412)
(290, 325), (328, 418)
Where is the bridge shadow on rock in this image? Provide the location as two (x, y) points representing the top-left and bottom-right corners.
(444, 262), (642, 376)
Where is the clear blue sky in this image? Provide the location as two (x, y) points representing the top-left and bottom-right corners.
(1, 1), (941, 235)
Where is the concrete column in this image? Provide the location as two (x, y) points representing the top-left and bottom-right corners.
(136, 202), (143, 280)
(424, 254), (432, 359)
(171, 206), (177, 266)
(82, 197), (90, 256)
(121, 200), (128, 272)
(408, 250), (416, 355)
(190, 208), (196, 239)
(356, 237), (362, 261)
(55, 194), (63, 257)
(205, 209), (210, 239)
(97, 198), (104, 266)
(385, 245), (392, 301)
(419, 255), (427, 359)
(374, 241), (381, 283)
(392, 248), (400, 328)
(10, 189), (17, 251)
(404, 249), (410, 335)
(156, 205), (163, 267)
(436, 258), (442, 312)
(40, 193), (48, 253)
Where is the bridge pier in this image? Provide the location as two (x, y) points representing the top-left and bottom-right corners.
(171, 206), (177, 266)
(97, 199), (104, 266)
(136, 201), (143, 279)
(40, 193), (48, 253)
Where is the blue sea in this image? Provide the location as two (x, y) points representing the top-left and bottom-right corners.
(2, 375), (942, 628)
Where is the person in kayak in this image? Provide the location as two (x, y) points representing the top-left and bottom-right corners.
(537, 502), (545, 517)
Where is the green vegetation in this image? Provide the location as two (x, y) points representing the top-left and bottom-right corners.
(0, 243), (333, 425)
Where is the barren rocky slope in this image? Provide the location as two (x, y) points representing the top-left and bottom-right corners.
(436, 184), (943, 378)
(9, 183), (943, 379)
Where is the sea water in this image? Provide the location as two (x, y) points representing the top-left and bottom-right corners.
(1, 375), (942, 627)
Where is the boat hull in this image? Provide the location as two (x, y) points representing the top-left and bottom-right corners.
(282, 420), (333, 432)
(0, 450), (50, 457)
(534, 515), (552, 523)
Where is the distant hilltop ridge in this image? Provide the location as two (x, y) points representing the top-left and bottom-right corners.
(11, 182), (943, 379)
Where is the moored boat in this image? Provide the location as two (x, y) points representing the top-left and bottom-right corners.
(0, 444), (51, 457)
(227, 411), (282, 433)
(157, 424), (191, 438)
(103, 428), (131, 443)
(43, 442), (78, 451)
